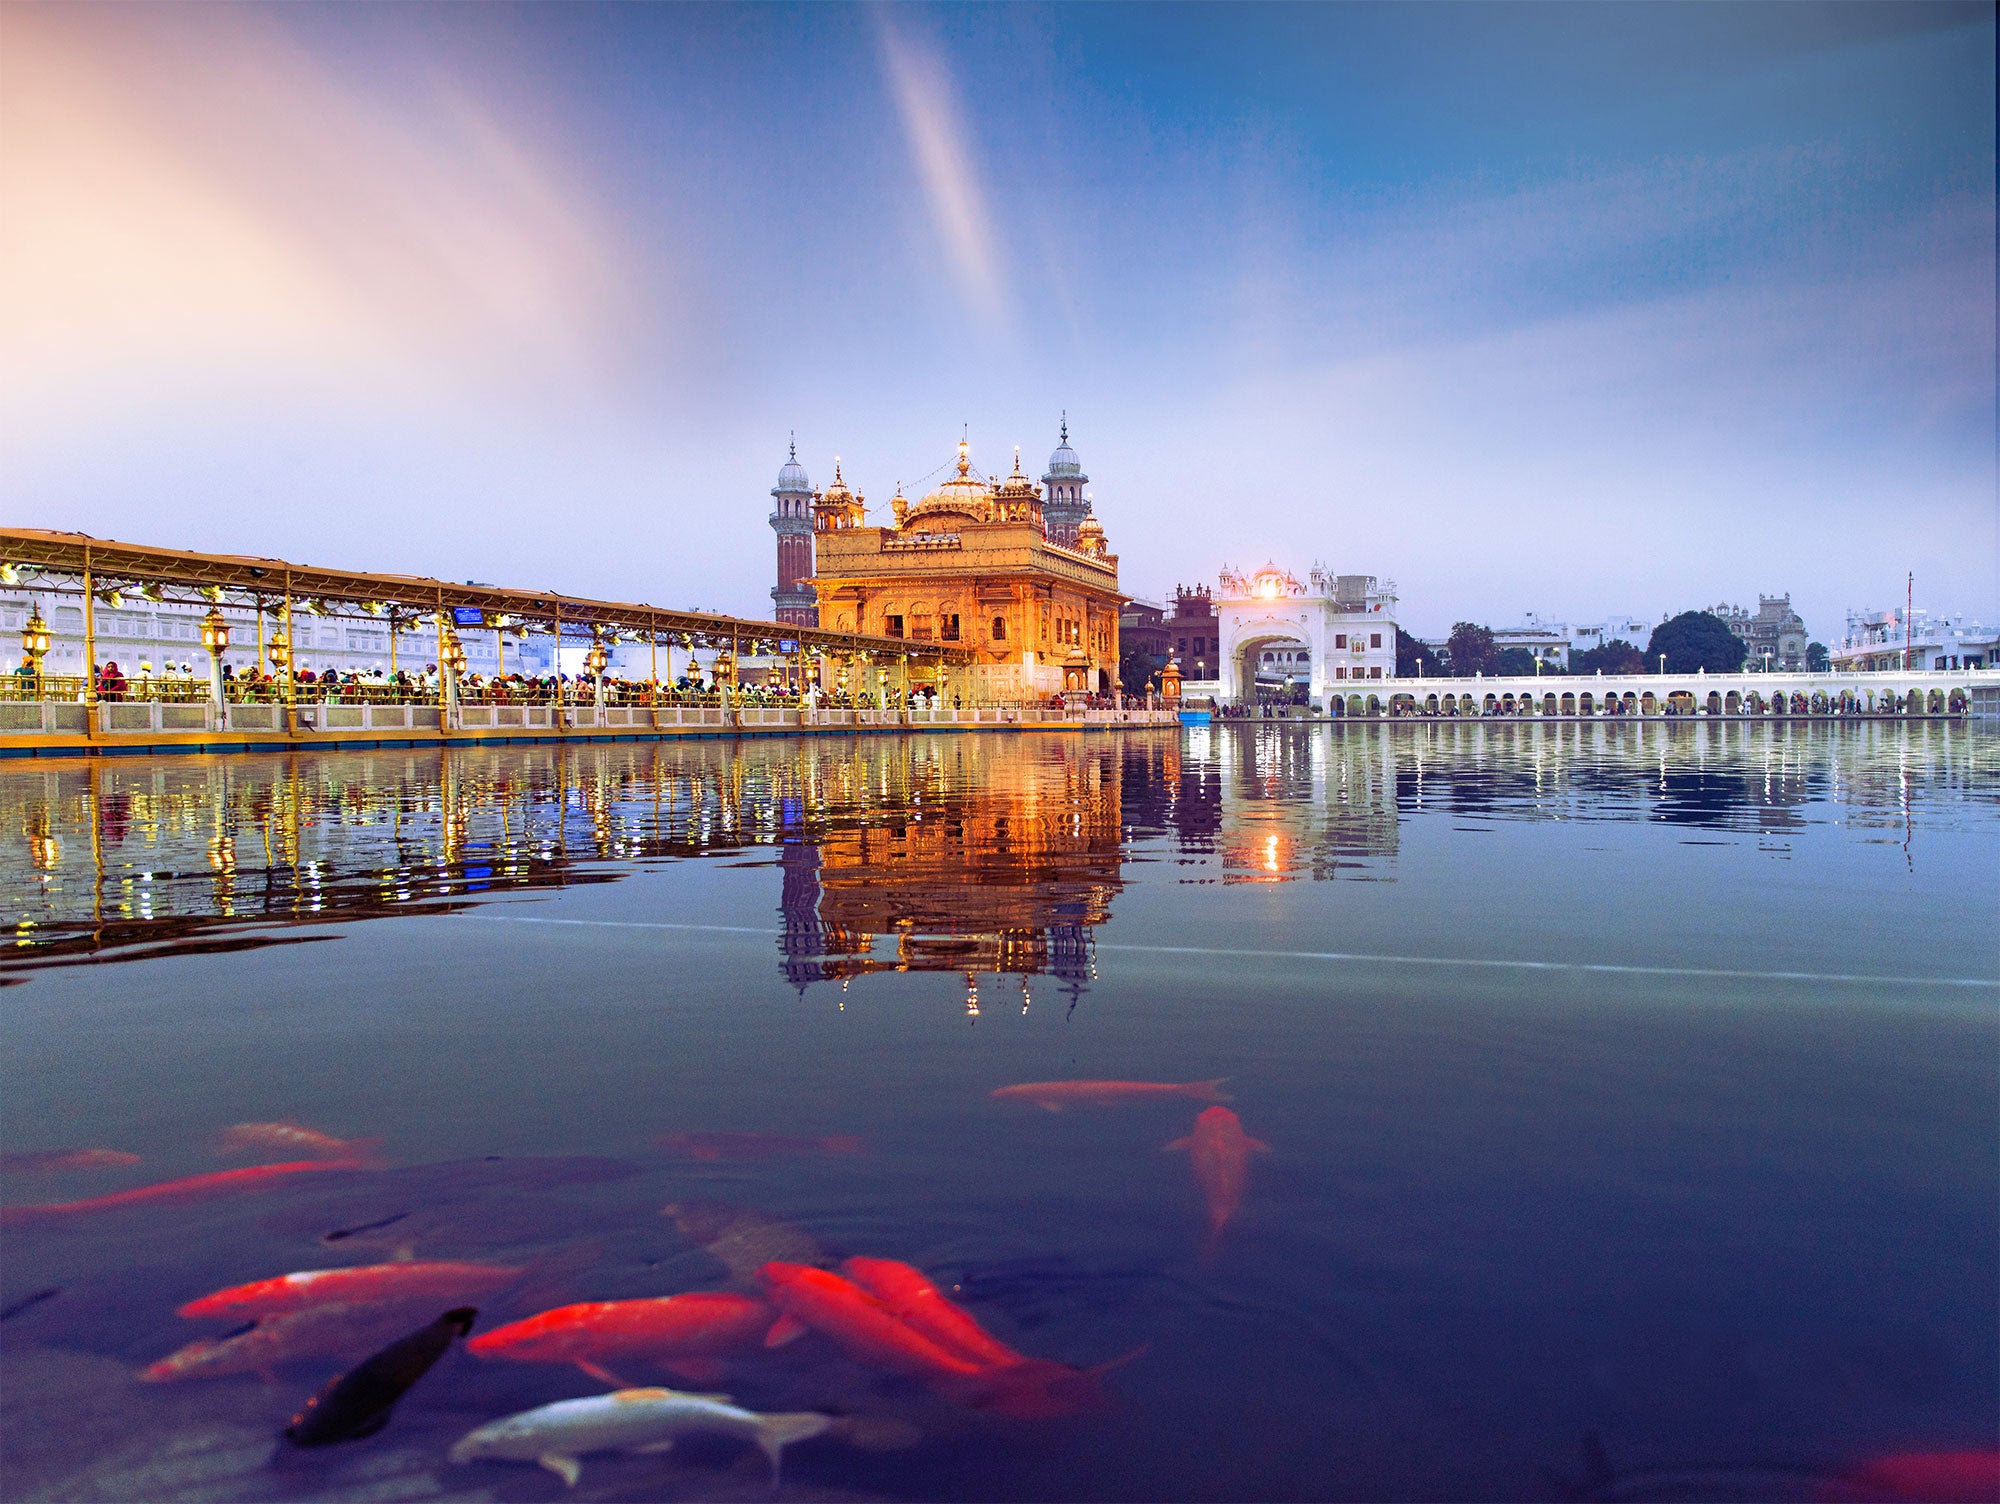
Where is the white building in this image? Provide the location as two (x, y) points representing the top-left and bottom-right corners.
(1831, 606), (1994, 672)
(1183, 564), (1398, 705)
(1493, 613), (1570, 668)
(1568, 615), (1654, 655)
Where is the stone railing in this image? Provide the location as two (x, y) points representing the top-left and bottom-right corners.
(0, 698), (1182, 741)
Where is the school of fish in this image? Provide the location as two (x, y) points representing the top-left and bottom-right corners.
(10, 1106), (1986, 1498)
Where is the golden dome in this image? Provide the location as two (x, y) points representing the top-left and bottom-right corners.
(902, 437), (994, 529)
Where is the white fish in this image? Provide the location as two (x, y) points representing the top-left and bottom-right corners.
(447, 1386), (831, 1489)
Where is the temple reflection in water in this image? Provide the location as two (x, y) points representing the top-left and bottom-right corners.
(1, 721), (1984, 985)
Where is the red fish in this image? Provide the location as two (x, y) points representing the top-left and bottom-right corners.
(467, 1292), (773, 1386)
(991, 1079), (1231, 1112)
(180, 1261), (524, 1320)
(755, 1262), (985, 1381)
(757, 1261), (1116, 1419)
(1165, 1106), (1270, 1248)
(218, 1122), (380, 1164)
(654, 1132), (868, 1162)
(0, 1149), (141, 1174)
(1845, 1451), (2000, 1503)
(0, 1159), (369, 1226)
(838, 1257), (1028, 1369)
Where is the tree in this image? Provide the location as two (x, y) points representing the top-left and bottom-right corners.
(1805, 641), (1829, 672)
(1646, 612), (1748, 673)
(1494, 647), (1540, 676)
(1396, 628), (1441, 677)
(1571, 638), (1647, 675)
(1445, 622), (1498, 677)
(1119, 648), (1164, 697)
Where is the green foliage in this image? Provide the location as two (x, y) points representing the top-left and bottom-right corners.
(1646, 612), (1748, 673)
(1493, 647), (1540, 676)
(1395, 628), (1440, 677)
(1805, 641), (1829, 672)
(1571, 638), (1648, 675)
(1119, 649), (1164, 696)
(1445, 622), (1497, 677)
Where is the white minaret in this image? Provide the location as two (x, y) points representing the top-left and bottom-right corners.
(1040, 413), (1090, 547)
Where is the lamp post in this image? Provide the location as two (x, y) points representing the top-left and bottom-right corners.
(585, 635), (609, 711)
(200, 606), (230, 713)
(437, 617), (466, 724)
(21, 604), (50, 691)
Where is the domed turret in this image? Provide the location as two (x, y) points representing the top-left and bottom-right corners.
(814, 458), (866, 532)
(1047, 417), (1081, 478)
(995, 445), (1043, 525)
(773, 437), (813, 497)
(1041, 413), (1090, 545)
(1077, 512), (1108, 558)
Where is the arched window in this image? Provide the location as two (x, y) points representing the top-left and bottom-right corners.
(992, 617), (1007, 641)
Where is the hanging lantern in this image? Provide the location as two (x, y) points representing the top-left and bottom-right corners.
(200, 607), (230, 654)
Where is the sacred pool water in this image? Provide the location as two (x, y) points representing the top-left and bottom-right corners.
(2, 723), (1994, 1502)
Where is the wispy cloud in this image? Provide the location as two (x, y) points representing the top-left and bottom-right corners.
(877, 18), (1009, 329)
(0, 6), (637, 419)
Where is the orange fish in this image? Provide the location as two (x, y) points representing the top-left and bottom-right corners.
(0, 1159), (368, 1226)
(142, 1301), (429, 1384)
(467, 1292), (773, 1387)
(991, 1079), (1231, 1112)
(1846, 1450), (2000, 1503)
(838, 1257), (1028, 1370)
(180, 1261), (524, 1320)
(757, 1261), (1112, 1419)
(0, 1149), (141, 1174)
(654, 1132), (868, 1162)
(1165, 1106), (1270, 1248)
(218, 1122), (381, 1164)
(755, 1262), (986, 1382)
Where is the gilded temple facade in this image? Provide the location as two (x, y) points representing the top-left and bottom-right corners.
(805, 428), (1124, 699)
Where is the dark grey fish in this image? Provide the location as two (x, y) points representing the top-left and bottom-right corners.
(284, 1307), (477, 1446)
(0, 1287), (60, 1322)
(661, 1201), (829, 1285)
(1546, 1431), (1877, 1503)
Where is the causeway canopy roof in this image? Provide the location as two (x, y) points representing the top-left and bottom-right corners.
(0, 528), (970, 662)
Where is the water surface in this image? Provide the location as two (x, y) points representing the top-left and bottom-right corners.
(3, 724), (1995, 1501)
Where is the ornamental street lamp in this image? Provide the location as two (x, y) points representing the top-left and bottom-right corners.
(437, 621), (467, 720)
(21, 604), (50, 686)
(200, 606), (230, 709)
(585, 637), (609, 709)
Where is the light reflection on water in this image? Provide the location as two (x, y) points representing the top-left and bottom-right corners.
(0, 724), (1995, 1502)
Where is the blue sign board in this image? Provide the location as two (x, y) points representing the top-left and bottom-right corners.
(452, 607), (485, 627)
(779, 640), (798, 653)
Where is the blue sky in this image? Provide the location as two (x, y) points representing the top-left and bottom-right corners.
(2, 2), (1992, 638)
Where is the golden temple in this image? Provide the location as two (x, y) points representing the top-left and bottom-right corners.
(806, 433), (1123, 700)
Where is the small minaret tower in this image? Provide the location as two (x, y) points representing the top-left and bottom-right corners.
(770, 436), (818, 626)
(1040, 413), (1090, 547)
